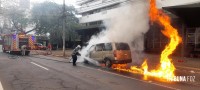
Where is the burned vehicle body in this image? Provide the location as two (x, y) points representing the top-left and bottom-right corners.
(84, 42), (132, 67)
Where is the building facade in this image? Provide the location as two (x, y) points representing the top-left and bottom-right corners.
(77, 0), (200, 57)
(76, 0), (127, 45)
(159, 0), (200, 57)
(77, 0), (200, 26)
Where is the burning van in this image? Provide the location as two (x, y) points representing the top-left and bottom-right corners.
(84, 42), (132, 68)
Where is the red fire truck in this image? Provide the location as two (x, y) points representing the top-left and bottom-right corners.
(2, 33), (35, 55)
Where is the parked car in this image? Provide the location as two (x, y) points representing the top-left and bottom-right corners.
(34, 43), (47, 50)
(84, 42), (132, 68)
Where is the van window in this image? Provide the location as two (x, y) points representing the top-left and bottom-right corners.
(88, 45), (95, 52)
(104, 43), (112, 51)
(96, 44), (104, 51)
(115, 43), (130, 50)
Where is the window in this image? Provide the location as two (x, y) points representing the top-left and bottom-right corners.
(104, 43), (112, 51)
(187, 34), (195, 43)
(115, 43), (130, 50)
(89, 45), (95, 52)
(196, 28), (200, 49)
(89, 22), (98, 26)
(95, 44), (104, 51)
(186, 29), (195, 44)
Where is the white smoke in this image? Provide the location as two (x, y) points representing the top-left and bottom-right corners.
(78, 0), (150, 64)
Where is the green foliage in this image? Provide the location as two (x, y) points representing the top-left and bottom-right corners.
(4, 7), (29, 31)
(31, 2), (80, 44)
(1, 0), (29, 32)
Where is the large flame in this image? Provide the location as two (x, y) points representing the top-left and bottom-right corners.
(113, 0), (182, 80)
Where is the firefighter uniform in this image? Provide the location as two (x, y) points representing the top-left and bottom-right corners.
(21, 45), (26, 56)
(71, 45), (81, 66)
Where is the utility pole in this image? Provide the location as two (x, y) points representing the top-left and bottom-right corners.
(62, 0), (66, 57)
(0, 0), (2, 14)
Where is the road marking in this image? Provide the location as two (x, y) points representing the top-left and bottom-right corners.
(0, 81), (4, 90)
(31, 62), (49, 71)
(81, 65), (180, 90)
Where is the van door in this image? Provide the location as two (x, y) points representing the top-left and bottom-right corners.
(102, 43), (113, 58)
(115, 43), (132, 60)
(91, 44), (104, 61)
(88, 45), (95, 59)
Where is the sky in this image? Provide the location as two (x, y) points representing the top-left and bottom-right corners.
(30, 0), (77, 6)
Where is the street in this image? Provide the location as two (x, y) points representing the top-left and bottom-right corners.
(0, 0), (200, 90)
(0, 51), (199, 90)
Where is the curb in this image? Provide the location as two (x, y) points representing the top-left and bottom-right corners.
(30, 55), (71, 63)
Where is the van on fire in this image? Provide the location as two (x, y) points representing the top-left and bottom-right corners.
(2, 33), (36, 55)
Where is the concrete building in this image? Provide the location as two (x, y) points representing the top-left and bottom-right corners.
(77, 0), (127, 25)
(76, 0), (128, 44)
(158, 0), (200, 57)
(76, 0), (200, 57)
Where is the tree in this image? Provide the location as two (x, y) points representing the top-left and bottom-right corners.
(31, 1), (80, 47)
(5, 7), (29, 32)
(0, 0), (30, 33)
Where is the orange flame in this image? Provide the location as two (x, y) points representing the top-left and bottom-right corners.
(147, 0), (182, 79)
(113, 0), (182, 80)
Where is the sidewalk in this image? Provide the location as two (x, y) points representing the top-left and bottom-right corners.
(30, 50), (73, 57)
(30, 50), (73, 62)
(143, 54), (200, 69)
(30, 50), (200, 69)
(31, 55), (70, 63)
(0, 45), (2, 52)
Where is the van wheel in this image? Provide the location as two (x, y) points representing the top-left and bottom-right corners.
(105, 59), (112, 68)
(9, 51), (13, 54)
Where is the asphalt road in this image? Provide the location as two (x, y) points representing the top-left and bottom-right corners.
(0, 52), (199, 90)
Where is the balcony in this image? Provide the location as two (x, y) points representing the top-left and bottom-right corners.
(76, 0), (93, 5)
(79, 7), (119, 23)
(158, 0), (200, 7)
(77, 0), (126, 14)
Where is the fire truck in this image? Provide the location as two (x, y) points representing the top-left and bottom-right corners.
(2, 33), (35, 55)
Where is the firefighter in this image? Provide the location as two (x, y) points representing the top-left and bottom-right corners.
(21, 45), (26, 56)
(71, 45), (81, 66)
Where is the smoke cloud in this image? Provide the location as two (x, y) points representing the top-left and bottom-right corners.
(79, 0), (150, 65)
